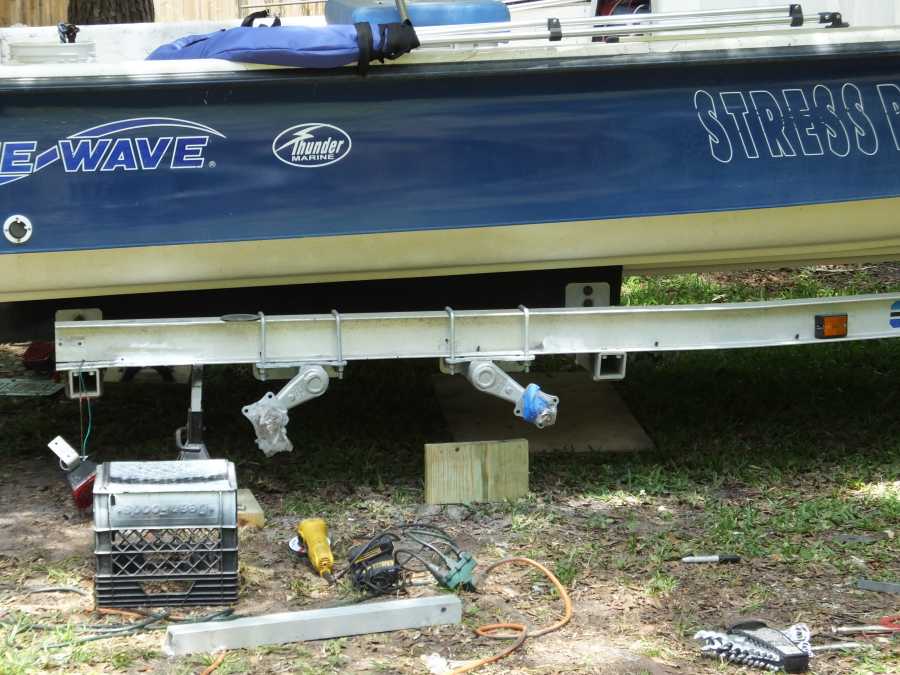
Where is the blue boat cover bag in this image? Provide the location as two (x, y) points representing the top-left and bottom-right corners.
(147, 22), (418, 69)
(148, 24), (370, 68)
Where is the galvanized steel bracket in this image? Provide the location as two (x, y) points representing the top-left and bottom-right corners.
(242, 364), (330, 457)
(465, 360), (558, 428)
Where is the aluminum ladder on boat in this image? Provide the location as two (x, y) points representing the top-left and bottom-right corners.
(415, 3), (849, 47)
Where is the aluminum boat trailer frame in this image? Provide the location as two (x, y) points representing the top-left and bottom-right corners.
(54, 293), (900, 458)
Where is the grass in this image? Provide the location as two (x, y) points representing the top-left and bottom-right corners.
(645, 571), (679, 596)
(0, 264), (898, 674)
(621, 265), (896, 304)
(554, 543), (596, 587)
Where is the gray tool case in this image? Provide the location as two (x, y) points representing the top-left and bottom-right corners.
(93, 460), (238, 607)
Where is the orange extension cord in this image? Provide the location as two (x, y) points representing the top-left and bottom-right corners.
(448, 557), (573, 675)
(199, 652), (226, 675)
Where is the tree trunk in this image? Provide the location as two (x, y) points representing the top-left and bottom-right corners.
(68, 0), (155, 24)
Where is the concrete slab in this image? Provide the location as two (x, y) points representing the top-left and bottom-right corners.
(432, 371), (653, 453)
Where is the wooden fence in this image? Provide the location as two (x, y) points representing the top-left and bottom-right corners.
(155, 0), (325, 21)
(1, 0), (67, 26)
(1, 1), (325, 27)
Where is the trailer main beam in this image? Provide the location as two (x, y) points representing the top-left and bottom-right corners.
(54, 293), (900, 371)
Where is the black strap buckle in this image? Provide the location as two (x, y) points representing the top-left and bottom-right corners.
(355, 22), (374, 76)
(818, 11), (849, 28)
(58, 23), (79, 44)
(241, 9), (281, 27)
(547, 17), (562, 42)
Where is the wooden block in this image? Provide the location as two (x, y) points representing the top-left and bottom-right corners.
(237, 489), (265, 529)
(433, 373), (654, 453)
(425, 439), (528, 504)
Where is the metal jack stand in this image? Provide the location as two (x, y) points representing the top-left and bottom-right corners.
(465, 360), (559, 428)
(175, 365), (210, 460)
(242, 365), (330, 457)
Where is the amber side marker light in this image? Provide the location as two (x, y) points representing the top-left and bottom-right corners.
(815, 314), (848, 339)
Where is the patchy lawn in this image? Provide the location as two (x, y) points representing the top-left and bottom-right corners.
(1, 264), (898, 675)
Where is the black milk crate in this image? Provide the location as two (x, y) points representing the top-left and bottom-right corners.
(93, 460), (239, 608)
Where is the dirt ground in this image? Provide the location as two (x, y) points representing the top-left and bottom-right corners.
(1, 266), (898, 674)
(1, 452), (897, 675)
(0, 459), (679, 675)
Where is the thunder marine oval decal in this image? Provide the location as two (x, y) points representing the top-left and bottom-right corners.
(272, 123), (352, 168)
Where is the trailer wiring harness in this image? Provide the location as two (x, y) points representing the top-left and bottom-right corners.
(339, 523), (476, 595)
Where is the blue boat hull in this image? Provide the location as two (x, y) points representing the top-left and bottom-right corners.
(2, 40), (900, 300)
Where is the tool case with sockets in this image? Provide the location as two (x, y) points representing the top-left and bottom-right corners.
(93, 460), (238, 607)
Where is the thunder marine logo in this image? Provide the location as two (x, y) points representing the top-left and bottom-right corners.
(272, 123), (352, 168)
(0, 117), (225, 187)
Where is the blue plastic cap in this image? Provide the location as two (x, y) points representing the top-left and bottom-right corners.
(521, 383), (550, 424)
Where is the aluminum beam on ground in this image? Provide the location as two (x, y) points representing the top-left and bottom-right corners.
(54, 293), (900, 371)
(163, 595), (462, 656)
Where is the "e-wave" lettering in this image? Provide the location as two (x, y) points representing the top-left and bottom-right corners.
(0, 117), (225, 187)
